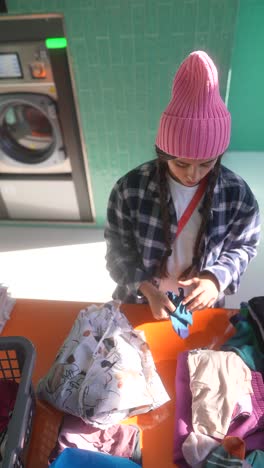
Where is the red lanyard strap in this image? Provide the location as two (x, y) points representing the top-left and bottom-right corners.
(176, 175), (208, 238)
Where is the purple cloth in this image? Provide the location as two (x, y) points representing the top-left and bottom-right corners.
(173, 352), (264, 466)
(228, 371), (264, 445)
(49, 415), (140, 465)
(173, 352), (191, 467)
(0, 379), (19, 432)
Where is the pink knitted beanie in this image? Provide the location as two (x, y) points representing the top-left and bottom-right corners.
(155, 50), (231, 159)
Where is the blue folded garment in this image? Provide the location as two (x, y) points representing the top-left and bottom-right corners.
(49, 448), (140, 468)
(166, 289), (193, 338)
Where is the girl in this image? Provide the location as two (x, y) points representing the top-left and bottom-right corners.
(104, 51), (260, 320)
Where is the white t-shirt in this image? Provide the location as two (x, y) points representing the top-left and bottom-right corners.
(159, 174), (204, 296)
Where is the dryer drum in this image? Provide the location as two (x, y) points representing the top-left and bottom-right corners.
(0, 101), (56, 164)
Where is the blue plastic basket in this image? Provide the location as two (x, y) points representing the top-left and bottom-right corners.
(0, 336), (36, 468)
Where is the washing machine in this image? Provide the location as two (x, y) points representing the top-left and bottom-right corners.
(0, 40), (83, 221)
(0, 41), (71, 174)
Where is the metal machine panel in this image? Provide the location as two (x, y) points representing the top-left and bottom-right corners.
(0, 177), (80, 221)
(0, 14), (95, 223)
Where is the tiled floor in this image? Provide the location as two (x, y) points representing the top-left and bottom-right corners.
(0, 225), (261, 308)
(0, 226), (115, 303)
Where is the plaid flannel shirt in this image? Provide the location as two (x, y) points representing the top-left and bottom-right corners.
(104, 160), (260, 305)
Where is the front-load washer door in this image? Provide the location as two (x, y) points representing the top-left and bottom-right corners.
(0, 93), (71, 173)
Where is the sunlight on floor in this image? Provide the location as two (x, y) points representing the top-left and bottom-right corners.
(0, 241), (116, 303)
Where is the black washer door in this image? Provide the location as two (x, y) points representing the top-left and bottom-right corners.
(0, 99), (55, 164)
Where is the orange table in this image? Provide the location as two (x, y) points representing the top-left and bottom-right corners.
(2, 299), (237, 468)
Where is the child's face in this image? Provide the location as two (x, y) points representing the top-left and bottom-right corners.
(167, 156), (217, 186)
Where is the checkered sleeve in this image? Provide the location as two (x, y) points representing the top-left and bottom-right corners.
(104, 180), (151, 296)
(204, 191), (261, 294)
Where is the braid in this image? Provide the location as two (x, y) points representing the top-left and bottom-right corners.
(179, 156), (222, 280)
(157, 159), (172, 278)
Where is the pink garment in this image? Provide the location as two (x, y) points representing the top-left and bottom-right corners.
(173, 352), (264, 466)
(49, 414), (140, 464)
(228, 371), (264, 438)
(173, 352), (192, 467)
(232, 394), (252, 421)
(155, 50), (231, 159)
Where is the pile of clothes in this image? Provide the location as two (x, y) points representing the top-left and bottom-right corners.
(0, 380), (19, 466)
(48, 415), (142, 467)
(37, 301), (170, 466)
(0, 285), (15, 334)
(174, 297), (264, 467)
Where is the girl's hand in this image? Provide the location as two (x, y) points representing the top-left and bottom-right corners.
(179, 272), (220, 312)
(139, 281), (175, 320)
(148, 289), (176, 320)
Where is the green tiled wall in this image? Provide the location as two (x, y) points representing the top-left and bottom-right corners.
(228, 0), (264, 151)
(7, 0), (239, 226)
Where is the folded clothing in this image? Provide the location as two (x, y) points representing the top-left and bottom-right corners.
(0, 380), (19, 464)
(222, 307), (264, 373)
(203, 436), (246, 468)
(173, 351), (192, 466)
(0, 380), (18, 433)
(248, 297), (264, 347)
(49, 448), (141, 467)
(246, 450), (264, 467)
(48, 414), (141, 465)
(232, 394), (252, 421)
(187, 349), (253, 439)
(228, 371), (264, 439)
(0, 285), (15, 334)
(173, 352), (264, 466)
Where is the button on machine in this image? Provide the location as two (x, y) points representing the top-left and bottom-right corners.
(30, 61), (47, 79)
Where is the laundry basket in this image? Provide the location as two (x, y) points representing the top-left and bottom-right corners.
(0, 336), (36, 468)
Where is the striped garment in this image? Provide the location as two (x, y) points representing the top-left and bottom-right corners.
(204, 447), (244, 467)
(104, 160), (260, 305)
